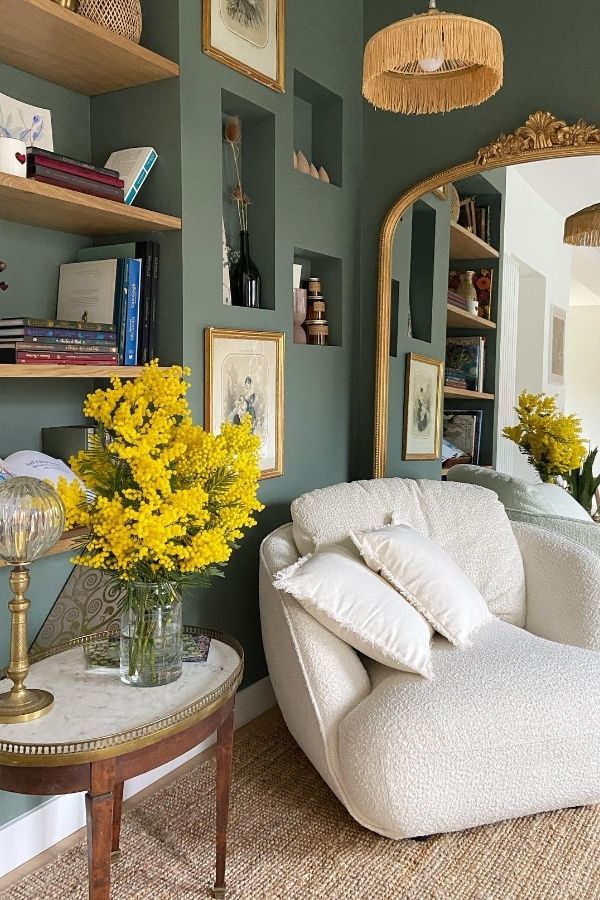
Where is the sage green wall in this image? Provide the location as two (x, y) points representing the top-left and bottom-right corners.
(0, 65), (91, 827)
(359, 0), (600, 478)
(0, 0), (362, 829)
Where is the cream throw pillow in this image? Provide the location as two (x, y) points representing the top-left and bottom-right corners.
(273, 546), (433, 677)
(351, 523), (490, 648)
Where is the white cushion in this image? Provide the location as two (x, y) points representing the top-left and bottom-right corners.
(353, 523), (489, 647)
(273, 546), (433, 677)
(291, 478), (526, 627)
(338, 618), (600, 838)
(447, 465), (592, 522)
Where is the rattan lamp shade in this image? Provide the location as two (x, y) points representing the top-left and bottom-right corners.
(564, 204), (600, 247)
(362, 0), (503, 115)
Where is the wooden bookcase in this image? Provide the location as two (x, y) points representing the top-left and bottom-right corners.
(0, 0), (179, 95)
(0, 3), (181, 568)
(444, 172), (505, 474)
(0, 4), (181, 382)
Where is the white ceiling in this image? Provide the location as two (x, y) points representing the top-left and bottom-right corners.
(516, 157), (600, 306)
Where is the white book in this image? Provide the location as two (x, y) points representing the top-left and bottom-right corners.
(104, 147), (157, 205)
(3, 450), (79, 485)
(57, 260), (118, 326)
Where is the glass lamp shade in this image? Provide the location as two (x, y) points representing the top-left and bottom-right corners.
(0, 477), (65, 565)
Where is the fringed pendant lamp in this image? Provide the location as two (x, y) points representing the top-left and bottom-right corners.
(362, 0), (504, 115)
(564, 204), (600, 247)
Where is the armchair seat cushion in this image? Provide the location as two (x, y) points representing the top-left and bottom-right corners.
(337, 619), (600, 839)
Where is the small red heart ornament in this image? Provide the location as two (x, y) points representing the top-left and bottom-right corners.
(15, 152), (26, 164)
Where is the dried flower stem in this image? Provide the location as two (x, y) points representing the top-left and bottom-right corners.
(224, 116), (250, 231)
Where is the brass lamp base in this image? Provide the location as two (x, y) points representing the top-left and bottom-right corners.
(0, 687), (54, 724)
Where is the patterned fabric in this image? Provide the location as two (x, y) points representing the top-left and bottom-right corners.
(292, 478), (526, 626)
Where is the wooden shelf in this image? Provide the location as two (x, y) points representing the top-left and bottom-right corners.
(450, 222), (499, 261)
(0, 0), (179, 95)
(447, 304), (497, 330)
(444, 386), (495, 401)
(0, 365), (148, 378)
(0, 528), (87, 568)
(0, 174), (181, 236)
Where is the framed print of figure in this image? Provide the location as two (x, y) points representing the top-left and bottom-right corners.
(403, 353), (444, 461)
(205, 328), (284, 478)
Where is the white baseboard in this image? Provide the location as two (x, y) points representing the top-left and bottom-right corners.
(0, 675), (275, 879)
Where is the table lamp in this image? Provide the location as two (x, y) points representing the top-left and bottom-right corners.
(0, 477), (65, 723)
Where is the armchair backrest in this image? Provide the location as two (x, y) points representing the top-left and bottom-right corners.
(291, 477), (526, 626)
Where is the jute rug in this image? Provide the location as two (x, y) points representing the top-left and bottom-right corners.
(3, 711), (599, 900)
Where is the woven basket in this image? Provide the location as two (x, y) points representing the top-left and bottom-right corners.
(79, 0), (142, 43)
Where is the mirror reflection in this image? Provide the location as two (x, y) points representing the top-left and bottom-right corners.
(386, 157), (600, 485)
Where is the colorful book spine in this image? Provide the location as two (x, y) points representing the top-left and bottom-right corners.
(0, 328), (116, 341)
(31, 174), (124, 203)
(0, 318), (115, 330)
(124, 259), (141, 365)
(115, 259), (128, 365)
(3, 351), (118, 364)
(27, 155), (124, 188)
(0, 341), (118, 353)
(148, 242), (160, 360)
(28, 165), (124, 199)
(25, 148), (119, 178)
(135, 241), (152, 364)
(125, 150), (158, 205)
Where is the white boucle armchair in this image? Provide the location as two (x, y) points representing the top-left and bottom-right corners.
(259, 478), (600, 839)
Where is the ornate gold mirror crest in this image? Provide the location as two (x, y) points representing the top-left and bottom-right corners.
(373, 111), (600, 478)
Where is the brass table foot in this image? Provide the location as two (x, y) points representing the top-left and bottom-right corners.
(212, 885), (226, 899)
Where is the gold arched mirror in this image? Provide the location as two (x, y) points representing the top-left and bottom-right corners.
(373, 111), (600, 478)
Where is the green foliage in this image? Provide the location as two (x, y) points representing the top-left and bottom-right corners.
(567, 447), (600, 514)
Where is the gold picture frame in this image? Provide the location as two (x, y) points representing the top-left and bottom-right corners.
(202, 0), (285, 93)
(402, 353), (444, 461)
(204, 328), (284, 479)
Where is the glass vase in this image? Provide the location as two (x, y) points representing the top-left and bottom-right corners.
(120, 582), (182, 687)
(231, 230), (262, 308)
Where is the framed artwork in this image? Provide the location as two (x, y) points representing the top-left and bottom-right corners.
(402, 353), (444, 461)
(202, 0), (285, 93)
(0, 91), (53, 151)
(549, 304), (566, 385)
(204, 328), (284, 479)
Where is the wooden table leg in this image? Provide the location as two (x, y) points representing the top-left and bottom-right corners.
(112, 782), (124, 855)
(86, 759), (116, 900)
(212, 702), (235, 900)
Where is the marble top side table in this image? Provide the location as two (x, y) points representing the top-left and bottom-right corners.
(0, 627), (244, 900)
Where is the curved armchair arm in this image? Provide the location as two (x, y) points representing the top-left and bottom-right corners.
(512, 521), (600, 651)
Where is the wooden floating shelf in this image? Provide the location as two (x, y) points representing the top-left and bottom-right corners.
(447, 304), (497, 330)
(0, 174), (181, 236)
(450, 222), (500, 261)
(0, 528), (87, 568)
(0, 0), (179, 95)
(0, 365), (149, 378)
(444, 386), (495, 401)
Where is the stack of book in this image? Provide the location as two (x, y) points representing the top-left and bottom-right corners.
(445, 337), (486, 393)
(26, 149), (125, 203)
(0, 318), (117, 366)
(458, 195), (493, 245)
(75, 242), (160, 364)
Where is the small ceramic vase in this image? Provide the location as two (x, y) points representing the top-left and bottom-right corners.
(293, 289), (308, 344)
(457, 271), (478, 305)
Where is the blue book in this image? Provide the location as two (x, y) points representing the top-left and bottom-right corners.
(124, 258), (141, 365)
